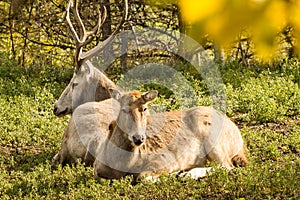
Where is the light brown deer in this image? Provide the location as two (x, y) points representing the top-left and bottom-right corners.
(53, 0), (128, 117)
(93, 92), (248, 180)
(52, 89), (156, 166)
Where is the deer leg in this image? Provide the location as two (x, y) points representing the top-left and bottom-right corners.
(207, 147), (234, 170)
(84, 138), (99, 166)
(52, 152), (61, 164)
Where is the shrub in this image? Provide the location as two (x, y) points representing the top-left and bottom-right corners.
(226, 73), (300, 123)
(0, 55), (299, 199)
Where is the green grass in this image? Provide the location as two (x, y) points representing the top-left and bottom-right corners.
(0, 58), (299, 199)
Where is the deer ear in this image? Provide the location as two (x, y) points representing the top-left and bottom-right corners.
(142, 90), (158, 103)
(109, 88), (122, 100)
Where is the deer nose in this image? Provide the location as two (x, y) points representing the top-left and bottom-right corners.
(53, 106), (58, 114)
(53, 104), (69, 116)
(132, 134), (146, 145)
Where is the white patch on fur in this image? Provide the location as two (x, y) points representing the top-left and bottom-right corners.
(179, 167), (212, 179)
(144, 175), (159, 183)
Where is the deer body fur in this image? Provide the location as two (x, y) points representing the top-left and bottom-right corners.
(93, 105), (248, 180)
(52, 98), (119, 165)
(54, 93), (247, 180)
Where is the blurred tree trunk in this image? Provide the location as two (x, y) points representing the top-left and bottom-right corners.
(8, 1), (16, 59)
(21, 1), (33, 67)
(120, 33), (128, 71)
(177, 6), (187, 57)
(282, 26), (297, 59)
(117, 0), (128, 71)
(213, 43), (225, 64)
(102, 0), (114, 70)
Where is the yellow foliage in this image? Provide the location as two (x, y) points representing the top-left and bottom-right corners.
(179, 0), (300, 60)
(264, 0), (288, 29)
(180, 0), (225, 23)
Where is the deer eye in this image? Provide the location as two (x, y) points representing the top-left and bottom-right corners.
(72, 82), (79, 89)
(138, 107), (147, 112)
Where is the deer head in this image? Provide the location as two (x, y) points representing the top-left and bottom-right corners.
(110, 89), (158, 146)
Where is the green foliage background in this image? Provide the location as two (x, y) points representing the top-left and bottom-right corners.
(0, 54), (299, 199)
(0, 0), (299, 198)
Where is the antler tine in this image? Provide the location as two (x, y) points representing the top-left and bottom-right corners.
(66, 0), (80, 44)
(66, 0), (104, 72)
(80, 6), (106, 48)
(72, 0), (85, 41)
(73, 0), (103, 44)
(66, 0), (128, 71)
(80, 0), (128, 60)
(66, 0), (83, 72)
(100, 6), (108, 29)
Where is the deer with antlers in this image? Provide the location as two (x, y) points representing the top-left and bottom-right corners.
(53, 0), (128, 117)
(52, 0), (128, 164)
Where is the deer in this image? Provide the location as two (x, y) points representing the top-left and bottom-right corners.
(92, 90), (248, 181)
(52, 89), (155, 166)
(52, 0), (128, 164)
(53, 0), (128, 117)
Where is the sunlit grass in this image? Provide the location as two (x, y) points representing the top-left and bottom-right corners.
(0, 59), (299, 199)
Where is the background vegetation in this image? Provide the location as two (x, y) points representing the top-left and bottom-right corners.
(0, 0), (299, 199)
(0, 55), (299, 199)
(1, 0), (299, 68)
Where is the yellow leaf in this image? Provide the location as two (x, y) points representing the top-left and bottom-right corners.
(290, 1), (300, 28)
(179, 0), (297, 60)
(179, 0), (225, 23)
(264, 0), (288, 29)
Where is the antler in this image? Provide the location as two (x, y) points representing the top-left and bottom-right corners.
(66, 0), (128, 72)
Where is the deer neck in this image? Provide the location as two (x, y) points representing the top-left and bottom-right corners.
(110, 125), (136, 152)
(101, 124), (140, 176)
(95, 70), (117, 102)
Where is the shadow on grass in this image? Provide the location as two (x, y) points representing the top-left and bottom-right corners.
(1, 146), (98, 198)
(0, 146), (57, 173)
(6, 171), (92, 198)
